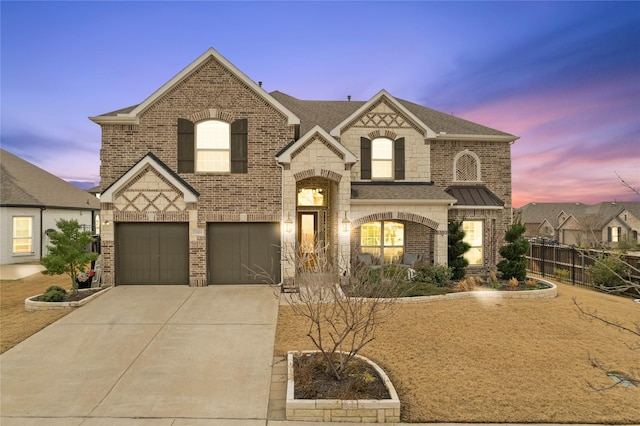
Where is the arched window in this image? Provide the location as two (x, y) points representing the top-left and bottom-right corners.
(454, 150), (481, 182)
(371, 138), (393, 179)
(196, 120), (230, 172)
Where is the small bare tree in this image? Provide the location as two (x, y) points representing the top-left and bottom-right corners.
(250, 242), (407, 381)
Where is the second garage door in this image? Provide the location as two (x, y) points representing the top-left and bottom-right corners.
(208, 222), (281, 284)
(115, 223), (189, 285)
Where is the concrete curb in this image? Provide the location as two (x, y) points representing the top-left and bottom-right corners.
(25, 286), (112, 311)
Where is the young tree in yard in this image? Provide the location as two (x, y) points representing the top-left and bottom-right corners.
(41, 219), (98, 294)
(448, 220), (470, 280)
(497, 220), (529, 281)
(250, 242), (404, 381)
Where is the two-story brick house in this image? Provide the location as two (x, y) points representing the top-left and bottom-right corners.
(91, 48), (517, 286)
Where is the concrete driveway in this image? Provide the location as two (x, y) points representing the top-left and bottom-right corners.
(1, 285), (280, 425)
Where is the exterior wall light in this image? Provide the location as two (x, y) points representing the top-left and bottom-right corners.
(342, 211), (351, 234)
(284, 212), (293, 233)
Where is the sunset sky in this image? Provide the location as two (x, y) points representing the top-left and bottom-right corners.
(2, 1), (639, 207)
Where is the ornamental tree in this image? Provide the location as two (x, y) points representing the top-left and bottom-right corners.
(497, 220), (530, 281)
(41, 219), (98, 294)
(448, 220), (471, 280)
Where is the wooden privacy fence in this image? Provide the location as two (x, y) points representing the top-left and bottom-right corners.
(526, 243), (640, 291)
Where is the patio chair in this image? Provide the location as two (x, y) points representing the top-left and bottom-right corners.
(356, 253), (382, 270)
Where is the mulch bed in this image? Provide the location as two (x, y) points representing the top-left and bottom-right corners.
(293, 352), (390, 400)
(33, 288), (103, 302)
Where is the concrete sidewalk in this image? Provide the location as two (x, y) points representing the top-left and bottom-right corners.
(0, 263), (45, 280)
(0, 285), (279, 425)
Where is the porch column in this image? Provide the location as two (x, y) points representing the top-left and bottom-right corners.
(435, 230), (448, 266)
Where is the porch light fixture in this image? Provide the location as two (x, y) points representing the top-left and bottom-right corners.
(341, 211), (351, 234)
(284, 212), (293, 233)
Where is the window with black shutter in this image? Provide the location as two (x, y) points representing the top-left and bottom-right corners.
(177, 118), (194, 173)
(360, 137), (371, 180)
(230, 119), (248, 173)
(394, 137), (405, 180)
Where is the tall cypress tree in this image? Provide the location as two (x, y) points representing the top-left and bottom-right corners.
(448, 220), (471, 280)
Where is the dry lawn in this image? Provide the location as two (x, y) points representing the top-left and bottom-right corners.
(1, 273), (74, 354)
(275, 281), (640, 423)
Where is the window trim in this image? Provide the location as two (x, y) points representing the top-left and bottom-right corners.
(195, 119), (231, 173)
(12, 216), (34, 255)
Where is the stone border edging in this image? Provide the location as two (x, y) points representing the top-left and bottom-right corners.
(395, 278), (557, 304)
(286, 350), (400, 423)
(25, 286), (112, 311)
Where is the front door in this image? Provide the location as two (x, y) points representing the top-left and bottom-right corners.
(298, 212), (318, 269)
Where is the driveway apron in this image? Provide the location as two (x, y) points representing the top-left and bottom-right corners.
(0, 285), (279, 425)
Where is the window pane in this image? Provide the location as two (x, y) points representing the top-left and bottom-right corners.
(13, 217), (33, 253)
(371, 138), (392, 159)
(297, 188), (325, 206)
(462, 221), (483, 246)
(383, 221), (404, 246)
(196, 121), (230, 149)
(361, 247), (381, 260)
(372, 160), (393, 179)
(197, 151), (230, 172)
(361, 222), (381, 247)
(465, 247), (483, 265)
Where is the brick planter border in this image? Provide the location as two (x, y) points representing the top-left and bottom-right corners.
(25, 287), (111, 311)
(286, 351), (400, 423)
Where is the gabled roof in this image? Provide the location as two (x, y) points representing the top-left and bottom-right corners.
(270, 91), (517, 142)
(101, 152), (199, 203)
(0, 149), (100, 210)
(445, 185), (504, 209)
(275, 125), (357, 164)
(518, 201), (640, 229)
(90, 48), (300, 126)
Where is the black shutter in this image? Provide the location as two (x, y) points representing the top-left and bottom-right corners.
(394, 137), (405, 180)
(231, 119), (248, 173)
(177, 118), (194, 173)
(360, 137), (371, 180)
(618, 227), (622, 241)
(607, 226), (612, 242)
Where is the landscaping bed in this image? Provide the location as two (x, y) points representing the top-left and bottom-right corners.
(275, 280), (640, 423)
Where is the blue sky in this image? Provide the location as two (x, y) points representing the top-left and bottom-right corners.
(2, 1), (639, 207)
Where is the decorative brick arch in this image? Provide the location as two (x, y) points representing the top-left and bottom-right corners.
(352, 211), (439, 230)
(367, 129), (398, 141)
(189, 108), (235, 123)
(293, 168), (342, 183)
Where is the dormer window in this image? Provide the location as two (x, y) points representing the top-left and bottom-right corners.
(196, 120), (230, 172)
(360, 136), (405, 180)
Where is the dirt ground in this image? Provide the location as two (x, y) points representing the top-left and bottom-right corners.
(1, 273), (73, 354)
(275, 281), (640, 423)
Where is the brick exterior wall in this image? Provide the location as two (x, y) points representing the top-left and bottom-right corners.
(99, 57), (294, 285)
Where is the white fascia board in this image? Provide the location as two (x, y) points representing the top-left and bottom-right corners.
(101, 156), (197, 204)
(431, 133), (519, 142)
(93, 48), (300, 126)
(330, 89), (436, 138)
(276, 125), (357, 164)
(88, 115), (140, 125)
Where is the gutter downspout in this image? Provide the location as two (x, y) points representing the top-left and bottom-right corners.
(40, 207), (46, 259)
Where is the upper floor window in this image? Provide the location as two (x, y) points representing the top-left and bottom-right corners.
(13, 216), (33, 254)
(196, 120), (230, 172)
(371, 138), (393, 179)
(297, 188), (325, 206)
(454, 150), (480, 182)
(360, 137), (405, 181)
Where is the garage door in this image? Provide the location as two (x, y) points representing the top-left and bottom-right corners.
(208, 222), (280, 284)
(115, 223), (189, 285)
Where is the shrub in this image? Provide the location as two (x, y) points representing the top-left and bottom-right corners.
(448, 220), (471, 280)
(554, 268), (569, 282)
(497, 220), (530, 281)
(455, 276), (476, 292)
(588, 254), (630, 290)
(414, 263), (452, 286)
(41, 285), (67, 302)
(507, 277), (519, 289)
(526, 279), (538, 288)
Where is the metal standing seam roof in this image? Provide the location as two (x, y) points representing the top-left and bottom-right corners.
(0, 149), (100, 210)
(445, 185), (505, 207)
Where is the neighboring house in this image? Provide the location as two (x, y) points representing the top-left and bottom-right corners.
(516, 201), (640, 247)
(0, 149), (101, 265)
(90, 47), (518, 286)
